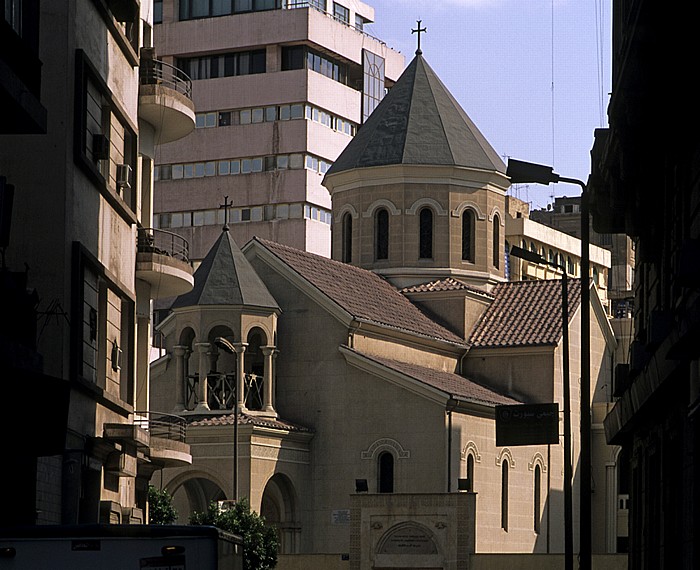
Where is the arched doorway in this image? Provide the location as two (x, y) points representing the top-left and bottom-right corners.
(169, 476), (226, 523)
(260, 474), (299, 554)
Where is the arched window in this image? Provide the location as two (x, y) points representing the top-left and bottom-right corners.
(378, 452), (394, 493)
(567, 256), (574, 275)
(419, 207), (433, 259)
(341, 212), (352, 263)
(375, 208), (389, 260)
(492, 214), (501, 269)
(501, 459), (509, 531)
(466, 454), (475, 492)
(462, 210), (475, 262)
(534, 464), (541, 534)
(548, 249), (555, 264)
(530, 241), (537, 253)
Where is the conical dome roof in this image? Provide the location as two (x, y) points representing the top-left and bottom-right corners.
(172, 229), (279, 310)
(326, 54), (505, 176)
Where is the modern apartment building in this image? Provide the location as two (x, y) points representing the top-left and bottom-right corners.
(1, 0), (194, 526)
(152, 0), (404, 262)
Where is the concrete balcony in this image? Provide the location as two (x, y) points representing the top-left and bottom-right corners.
(134, 411), (192, 469)
(139, 54), (195, 144)
(136, 227), (194, 299)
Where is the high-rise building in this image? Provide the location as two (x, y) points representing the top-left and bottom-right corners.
(152, 0), (404, 262)
(1, 0), (194, 526)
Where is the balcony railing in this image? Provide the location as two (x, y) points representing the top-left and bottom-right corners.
(137, 227), (191, 264)
(140, 57), (193, 100)
(134, 411), (187, 443)
(186, 372), (264, 411)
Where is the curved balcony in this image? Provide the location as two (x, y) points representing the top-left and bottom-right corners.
(139, 56), (195, 144)
(136, 228), (194, 299)
(134, 411), (192, 468)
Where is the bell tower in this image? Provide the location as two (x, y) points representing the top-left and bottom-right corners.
(323, 52), (510, 292)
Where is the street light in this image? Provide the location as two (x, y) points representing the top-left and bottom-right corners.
(507, 158), (591, 570)
(215, 336), (239, 503)
(510, 245), (573, 570)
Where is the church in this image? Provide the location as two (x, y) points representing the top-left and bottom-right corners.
(149, 50), (620, 569)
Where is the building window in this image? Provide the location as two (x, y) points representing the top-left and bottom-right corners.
(375, 208), (389, 260)
(567, 256), (575, 275)
(333, 2), (348, 24)
(281, 46), (348, 85)
(462, 210), (475, 262)
(493, 214), (501, 269)
(179, 0), (281, 20)
(355, 13), (366, 31)
(177, 49), (266, 80)
(154, 0), (163, 23)
(362, 50), (385, 123)
(419, 207), (433, 259)
(501, 459), (509, 531)
(466, 454), (475, 492)
(341, 212), (352, 263)
(534, 464), (542, 534)
(74, 50), (137, 216)
(378, 452), (394, 493)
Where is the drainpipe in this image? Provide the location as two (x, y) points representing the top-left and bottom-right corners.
(446, 397), (458, 492)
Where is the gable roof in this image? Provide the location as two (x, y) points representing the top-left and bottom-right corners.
(172, 229), (279, 310)
(248, 238), (467, 347)
(325, 54), (505, 176)
(341, 346), (519, 407)
(469, 279), (582, 348)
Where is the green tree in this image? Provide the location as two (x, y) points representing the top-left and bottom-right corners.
(190, 498), (278, 570)
(147, 485), (178, 525)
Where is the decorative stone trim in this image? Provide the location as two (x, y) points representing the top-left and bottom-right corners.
(404, 197), (448, 216)
(461, 441), (482, 462)
(528, 452), (547, 472)
(488, 206), (505, 225)
(361, 438), (410, 460)
(496, 447), (515, 468)
(362, 199), (401, 218)
(451, 201), (486, 220)
(334, 203), (359, 223)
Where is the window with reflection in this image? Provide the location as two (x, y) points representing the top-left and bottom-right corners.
(375, 208), (389, 260)
(462, 210), (475, 262)
(419, 208), (433, 259)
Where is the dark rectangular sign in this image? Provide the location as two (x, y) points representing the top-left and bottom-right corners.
(495, 403), (559, 446)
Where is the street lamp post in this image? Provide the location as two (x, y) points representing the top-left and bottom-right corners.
(506, 159), (591, 570)
(215, 337), (239, 502)
(509, 245), (573, 570)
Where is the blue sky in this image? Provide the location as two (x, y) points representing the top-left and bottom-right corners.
(365, 0), (611, 210)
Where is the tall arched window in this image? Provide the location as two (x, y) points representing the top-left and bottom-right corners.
(493, 214), (501, 269)
(375, 208), (389, 260)
(341, 212), (352, 263)
(534, 464), (541, 534)
(466, 454), (475, 492)
(378, 452), (394, 493)
(419, 207), (433, 259)
(462, 210), (475, 262)
(501, 459), (509, 531)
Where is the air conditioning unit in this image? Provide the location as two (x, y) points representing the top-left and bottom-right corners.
(116, 163), (132, 189)
(92, 134), (110, 160)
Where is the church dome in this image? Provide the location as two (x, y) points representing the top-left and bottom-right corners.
(325, 53), (506, 177)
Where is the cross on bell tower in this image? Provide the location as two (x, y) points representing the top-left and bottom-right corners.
(412, 20), (426, 55)
(220, 195), (232, 231)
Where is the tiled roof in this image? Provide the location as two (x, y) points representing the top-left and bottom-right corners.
(326, 54), (505, 176)
(400, 277), (494, 298)
(187, 411), (312, 433)
(469, 279), (582, 348)
(172, 228), (279, 310)
(252, 238), (467, 347)
(346, 347), (519, 406)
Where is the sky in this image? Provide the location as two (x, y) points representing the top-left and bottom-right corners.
(364, 0), (611, 210)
